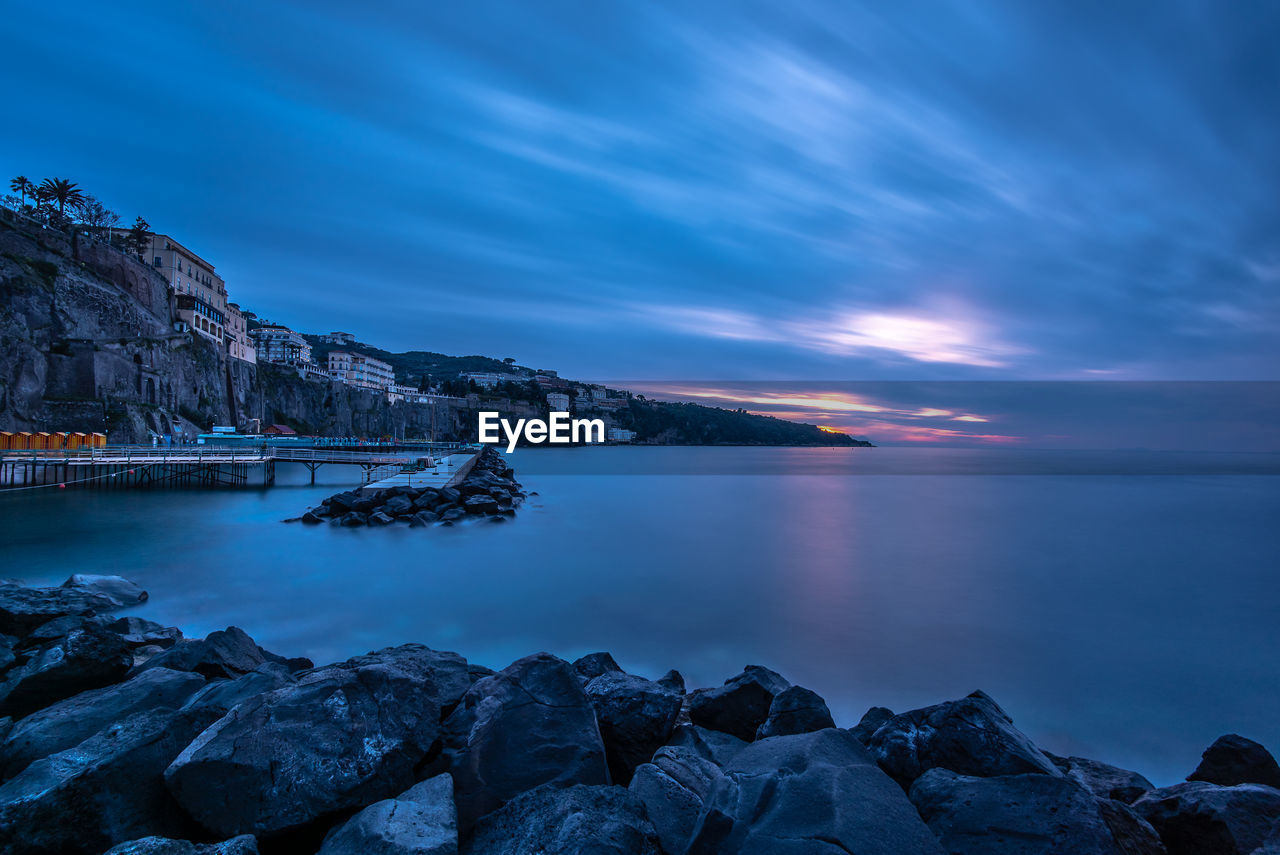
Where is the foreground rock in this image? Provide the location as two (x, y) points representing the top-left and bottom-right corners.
(0, 575), (148, 638)
(756, 684), (835, 739)
(0, 619), (134, 718)
(105, 837), (259, 854)
(911, 768), (1165, 855)
(436, 652), (609, 832)
(686, 727), (945, 854)
(1052, 754), (1156, 803)
(585, 670), (684, 784)
(317, 773), (457, 855)
(1187, 734), (1280, 789)
(165, 644), (471, 837)
(687, 664), (790, 742)
(1132, 780), (1280, 855)
(629, 744), (725, 854)
(868, 690), (1062, 786)
(134, 626), (303, 680)
(0, 667), (205, 779)
(0, 707), (220, 855)
(462, 784), (661, 855)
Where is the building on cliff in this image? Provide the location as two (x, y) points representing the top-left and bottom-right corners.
(320, 331), (356, 345)
(250, 324), (312, 365)
(328, 351), (394, 392)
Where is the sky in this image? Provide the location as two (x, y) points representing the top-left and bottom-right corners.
(3, 2), (1278, 444)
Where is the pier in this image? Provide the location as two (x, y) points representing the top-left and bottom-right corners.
(0, 444), (476, 492)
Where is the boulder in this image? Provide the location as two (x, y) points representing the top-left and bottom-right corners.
(301, 511), (325, 525)
(687, 664), (790, 742)
(352, 496), (378, 513)
(411, 491), (440, 511)
(0, 667), (206, 779)
(61, 574), (149, 607)
(133, 627), (278, 681)
(0, 621), (133, 718)
(850, 705), (894, 745)
(368, 511), (395, 526)
(326, 492), (359, 513)
(461, 784), (661, 855)
(658, 669), (685, 692)
(585, 671), (684, 784)
(409, 511), (439, 527)
(462, 495), (498, 515)
(572, 651), (622, 683)
(178, 662), (295, 717)
(1133, 781), (1280, 855)
(437, 652), (608, 832)
(867, 691), (1061, 786)
(107, 617), (183, 650)
(630, 745), (724, 854)
(1052, 754), (1156, 803)
(437, 486), (461, 506)
(1188, 734), (1280, 789)
(438, 508), (464, 523)
(666, 723), (748, 768)
(383, 495), (414, 517)
(910, 768), (1164, 855)
(104, 836), (259, 854)
(317, 773), (457, 855)
(339, 512), (367, 527)
(0, 707), (221, 855)
(686, 727), (945, 854)
(756, 685), (835, 739)
(0, 635), (14, 674)
(0, 577), (144, 638)
(165, 644), (471, 837)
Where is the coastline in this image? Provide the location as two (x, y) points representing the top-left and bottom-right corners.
(3, 575), (1278, 854)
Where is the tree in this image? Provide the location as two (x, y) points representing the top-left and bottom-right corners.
(77, 195), (119, 237)
(503, 357), (516, 366)
(9, 176), (33, 209)
(125, 216), (151, 257)
(39, 178), (86, 216)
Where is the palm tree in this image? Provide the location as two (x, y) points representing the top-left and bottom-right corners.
(39, 178), (86, 216)
(9, 176), (33, 209)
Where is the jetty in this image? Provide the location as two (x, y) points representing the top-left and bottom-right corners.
(0, 443), (478, 491)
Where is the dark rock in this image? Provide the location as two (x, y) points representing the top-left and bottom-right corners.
(1188, 734), (1280, 789)
(339, 511), (367, 527)
(409, 511), (439, 528)
(133, 627), (278, 681)
(868, 690), (1061, 786)
(487, 515), (506, 523)
(687, 664), (790, 742)
(0, 576), (146, 638)
(0, 636), (14, 674)
(467, 664), (495, 682)
(438, 508), (464, 523)
(179, 662), (295, 717)
(22, 613), (105, 646)
(107, 617), (184, 650)
(657, 669), (685, 693)
(756, 685), (835, 739)
(1053, 753), (1156, 803)
(411, 490), (440, 511)
(1133, 781), (1280, 855)
(301, 511), (325, 525)
(0, 666), (206, 779)
(383, 495), (414, 517)
(462, 495), (498, 515)
(686, 727), (944, 854)
(666, 723), (748, 768)
(326, 492), (359, 513)
(630, 745), (724, 854)
(0, 621), (133, 718)
(352, 496), (378, 513)
(104, 835), (259, 854)
(165, 644), (470, 837)
(911, 768), (1165, 855)
(0, 707), (221, 855)
(437, 652), (608, 833)
(850, 705), (894, 745)
(585, 671), (684, 784)
(462, 784), (661, 855)
(437, 486), (461, 505)
(572, 651), (622, 684)
(367, 510), (395, 526)
(317, 773), (456, 855)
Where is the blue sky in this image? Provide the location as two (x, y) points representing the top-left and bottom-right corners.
(3, 1), (1278, 389)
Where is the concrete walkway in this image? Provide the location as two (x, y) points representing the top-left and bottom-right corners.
(360, 449), (481, 494)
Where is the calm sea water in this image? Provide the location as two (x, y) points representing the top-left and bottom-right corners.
(2, 447), (1277, 785)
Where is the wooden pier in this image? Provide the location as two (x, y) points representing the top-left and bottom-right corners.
(0, 444), (471, 492)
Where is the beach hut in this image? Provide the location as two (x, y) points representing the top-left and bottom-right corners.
(90, 432), (107, 448)
(0, 432), (13, 450)
(263, 424), (297, 437)
(31, 432), (52, 450)
(67, 432), (88, 449)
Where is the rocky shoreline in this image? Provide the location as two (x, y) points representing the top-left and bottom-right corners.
(1, 577), (1279, 854)
(293, 447), (528, 529)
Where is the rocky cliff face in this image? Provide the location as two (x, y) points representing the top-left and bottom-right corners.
(0, 210), (482, 443)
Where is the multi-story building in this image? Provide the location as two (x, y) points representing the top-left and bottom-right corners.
(607, 427), (637, 442)
(320, 331), (356, 345)
(329, 351), (394, 392)
(249, 325), (312, 365)
(462, 372), (525, 389)
(224, 303), (256, 364)
(546, 392), (571, 412)
(114, 230), (229, 346)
